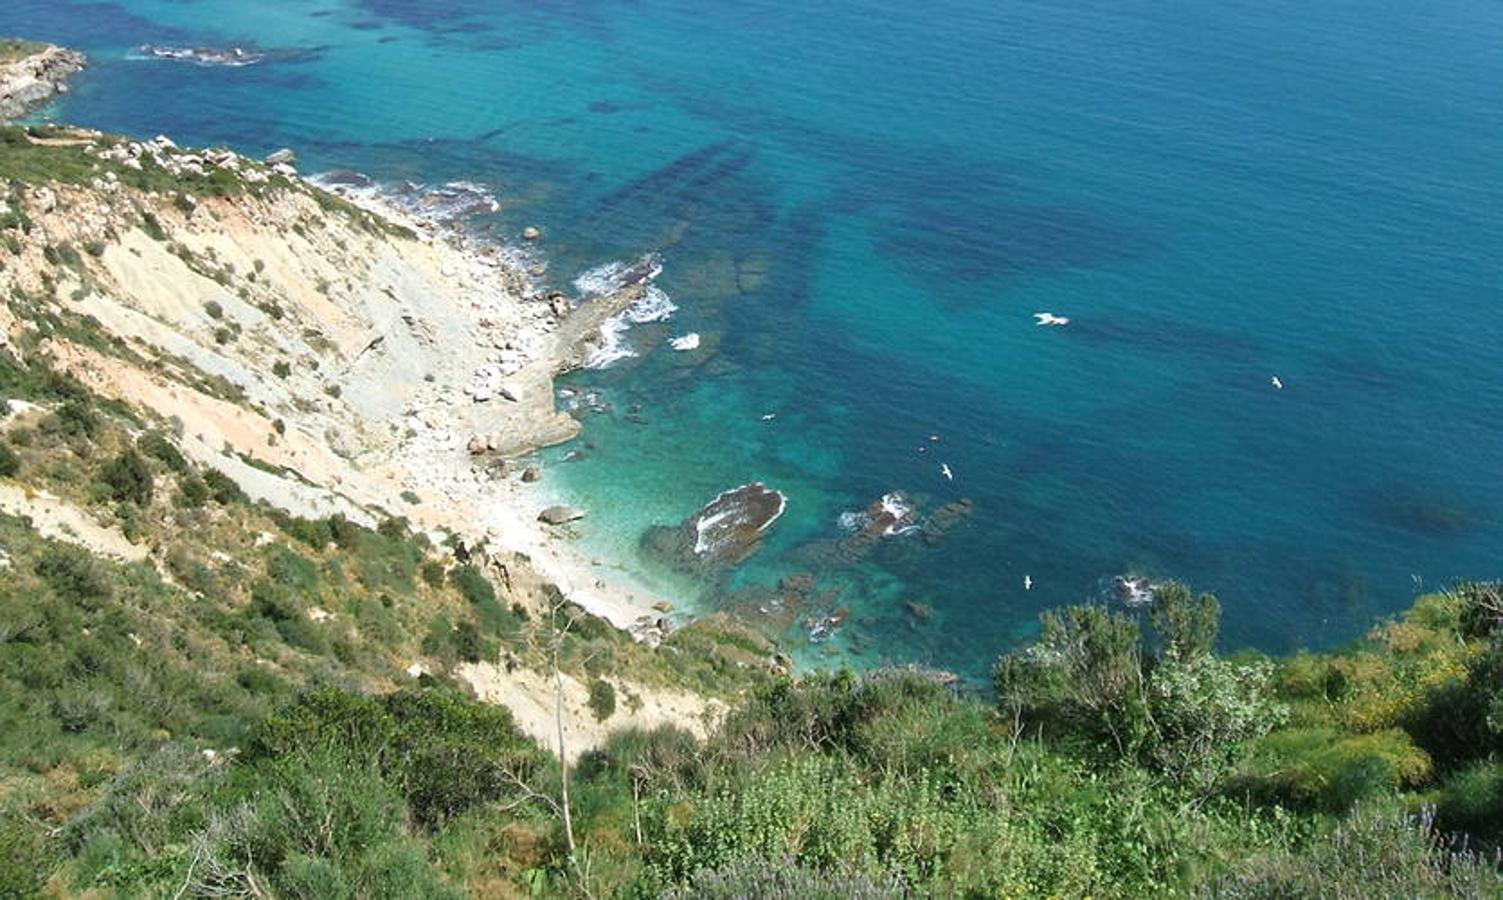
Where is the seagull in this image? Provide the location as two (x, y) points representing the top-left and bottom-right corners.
(1023, 574), (1033, 591)
(761, 413), (777, 421)
(940, 463), (953, 481)
(1033, 312), (1070, 327)
(1270, 375), (1283, 390)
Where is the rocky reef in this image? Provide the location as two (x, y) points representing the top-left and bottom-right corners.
(0, 41), (85, 121)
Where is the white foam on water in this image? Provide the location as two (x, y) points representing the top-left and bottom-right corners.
(836, 510), (871, 533)
(581, 276), (678, 370)
(670, 332), (701, 351)
(583, 316), (636, 369)
(306, 172), (501, 227)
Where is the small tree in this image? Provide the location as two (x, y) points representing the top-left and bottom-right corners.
(1149, 581), (1221, 661)
(994, 604), (1152, 757)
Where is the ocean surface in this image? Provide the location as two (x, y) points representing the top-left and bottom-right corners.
(7, 0), (1503, 679)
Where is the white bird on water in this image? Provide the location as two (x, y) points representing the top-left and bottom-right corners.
(760, 413), (776, 421)
(1023, 574), (1033, 591)
(1033, 312), (1070, 327)
(940, 463), (953, 481)
(1270, 375), (1283, 390)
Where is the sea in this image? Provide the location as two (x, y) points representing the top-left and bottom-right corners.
(6, 0), (1502, 680)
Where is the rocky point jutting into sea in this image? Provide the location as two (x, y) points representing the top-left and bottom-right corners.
(0, 39), (84, 121)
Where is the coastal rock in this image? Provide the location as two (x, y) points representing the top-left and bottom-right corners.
(520, 467), (541, 483)
(522, 226), (542, 241)
(466, 435), (488, 455)
(1112, 575), (1156, 606)
(538, 505), (585, 525)
(265, 148), (297, 166)
(30, 186), (56, 214)
(641, 482), (786, 574)
(0, 43), (87, 122)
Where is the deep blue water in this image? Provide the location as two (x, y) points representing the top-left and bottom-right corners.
(7, 0), (1503, 678)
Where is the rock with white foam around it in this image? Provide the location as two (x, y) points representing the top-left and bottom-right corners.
(641, 482), (786, 574)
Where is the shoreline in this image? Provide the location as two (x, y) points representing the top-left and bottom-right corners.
(328, 174), (687, 638)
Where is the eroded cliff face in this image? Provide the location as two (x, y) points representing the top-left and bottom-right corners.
(0, 125), (724, 754)
(0, 128), (629, 524)
(0, 42), (85, 121)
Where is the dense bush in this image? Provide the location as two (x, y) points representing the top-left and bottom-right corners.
(251, 685), (546, 828)
(0, 439), (18, 477)
(96, 448), (153, 506)
(588, 678), (616, 722)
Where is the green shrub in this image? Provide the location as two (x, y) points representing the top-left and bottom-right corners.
(34, 545), (112, 602)
(450, 565), (513, 635)
(49, 397), (100, 439)
(1232, 728), (1432, 812)
(420, 560), (446, 588)
(1434, 762), (1503, 844)
(1147, 655), (1284, 789)
(251, 686), (543, 828)
(203, 300), (223, 320)
(1148, 581), (1221, 660)
(175, 473), (209, 508)
(993, 604), (1150, 757)
(0, 440), (18, 477)
(201, 468), (245, 505)
(588, 678), (617, 722)
(138, 431), (188, 473)
(96, 449), (153, 506)
(140, 212), (166, 241)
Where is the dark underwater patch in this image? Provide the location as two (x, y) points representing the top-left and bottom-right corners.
(874, 201), (1148, 286)
(1069, 311), (1263, 361)
(1362, 486), (1479, 537)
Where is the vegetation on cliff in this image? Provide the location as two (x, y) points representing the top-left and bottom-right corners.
(2, 361), (1501, 896)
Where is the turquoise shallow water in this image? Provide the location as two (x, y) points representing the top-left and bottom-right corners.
(8, 0), (1503, 678)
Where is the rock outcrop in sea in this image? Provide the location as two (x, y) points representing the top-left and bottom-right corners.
(0, 41), (85, 121)
(642, 482), (787, 574)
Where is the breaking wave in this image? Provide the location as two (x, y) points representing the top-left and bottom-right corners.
(576, 257), (676, 369)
